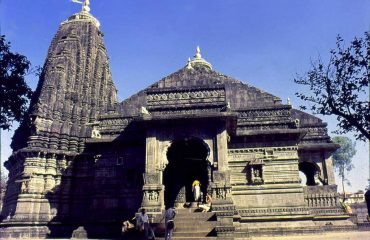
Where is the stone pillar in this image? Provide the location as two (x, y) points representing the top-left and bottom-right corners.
(216, 128), (228, 171)
(141, 129), (163, 215)
(323, 152), (336, 185)
(145, 131), (157, 173)
(213, 126), (235, 239)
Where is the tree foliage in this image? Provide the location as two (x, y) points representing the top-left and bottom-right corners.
(332, 136), (356, 195)
(295, 32), (370, 141)
(0, 35), (33, 130)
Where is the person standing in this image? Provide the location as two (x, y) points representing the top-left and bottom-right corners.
(162, 207), (176, 240)
(192, 179), (201, 203)
(139, 208), (150, 239)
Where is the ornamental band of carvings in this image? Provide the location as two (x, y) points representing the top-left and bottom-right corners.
(238, 109), (290, 119)
(228, 146), (298, 154)
(302, 127), (328, 136)
(237, 124), (290, 131)
(100, 118), (131, 127)
(151, 107), (223, 115)
(146, 89), (226, 106)
(238, 207), (310, 215)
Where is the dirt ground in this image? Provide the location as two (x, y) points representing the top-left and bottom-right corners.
(239, 231), (370, 240)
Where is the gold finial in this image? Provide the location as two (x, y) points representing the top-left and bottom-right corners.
(71, 0), (91, 12)
(195, 46), (202, 59)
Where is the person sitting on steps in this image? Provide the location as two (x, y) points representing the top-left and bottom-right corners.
(198, 193), (212, 212)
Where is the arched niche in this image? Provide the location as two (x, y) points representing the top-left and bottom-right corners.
(299, 161), (322, 186)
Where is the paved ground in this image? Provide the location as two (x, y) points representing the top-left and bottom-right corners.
(238, 231), (370, 240)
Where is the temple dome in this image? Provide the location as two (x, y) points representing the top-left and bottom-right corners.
(185, 46), (213, 71)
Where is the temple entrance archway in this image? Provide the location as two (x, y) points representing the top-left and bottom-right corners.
(163, 137), (210, 208)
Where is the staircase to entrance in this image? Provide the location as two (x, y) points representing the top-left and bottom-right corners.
(155, 207), (218, 239)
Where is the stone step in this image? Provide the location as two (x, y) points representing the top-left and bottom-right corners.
(172, 216), (216, 221)
(174, 225), (216, 232)
(176, 207), (214, 213)
(156, 237), (217, 240)
(171, 231), (214, 237)
(172, 220), (217, 225)
(175, 212), (215, 218)
(150, 207), (218, 239)
(153, 222), (217, 230)
(152, 231), (215, 238)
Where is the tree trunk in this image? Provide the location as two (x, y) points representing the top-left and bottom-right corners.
(341, 167), (346, 201)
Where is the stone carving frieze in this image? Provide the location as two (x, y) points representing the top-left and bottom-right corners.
(302, 126), (328, 136)
(236, 123), (290, 131)
(238, 207), (310, 216)
(99, 118), (131, 133)
(151, 107), (223, 116)
(237, 108), (291, 119)
(211, 184), (231, 200)
(229, 146), (298, 155)
(147, 89), (225, 104)
(229, 147), (298, 163)
(100, 118), (130, 127)
(144, 190), (160, 202)
(146, 88), (226, 111)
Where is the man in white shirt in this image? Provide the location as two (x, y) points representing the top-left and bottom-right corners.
(139, 208), (149, 239)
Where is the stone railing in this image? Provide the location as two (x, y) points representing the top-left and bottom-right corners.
(303, 185), (340, 208)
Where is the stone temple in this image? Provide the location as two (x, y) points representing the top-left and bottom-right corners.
(0, 3), (356, 239)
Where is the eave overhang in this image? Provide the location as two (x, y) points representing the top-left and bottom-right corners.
(298, 143), (340, 151)
(135, 111), (238, 134)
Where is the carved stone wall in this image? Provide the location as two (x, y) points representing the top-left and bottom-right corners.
(228, 146), (306, 208)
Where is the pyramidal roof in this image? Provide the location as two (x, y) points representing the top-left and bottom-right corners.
(117, 47), (281, 116)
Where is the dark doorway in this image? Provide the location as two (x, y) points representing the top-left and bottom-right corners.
(163, 138), (210, 208)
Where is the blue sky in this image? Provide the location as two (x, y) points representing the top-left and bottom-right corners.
(1, 0), (369, 192)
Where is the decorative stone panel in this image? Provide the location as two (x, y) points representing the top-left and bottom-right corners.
(146, 86), (226, 113)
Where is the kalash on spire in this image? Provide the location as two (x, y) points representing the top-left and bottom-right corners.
(64, 0), (100, 28)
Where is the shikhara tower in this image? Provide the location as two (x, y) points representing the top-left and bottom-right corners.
(1, 3), (356, 239)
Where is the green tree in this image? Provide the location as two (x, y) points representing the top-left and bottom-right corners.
(295, 32), (369, 141)
(332, 136), (356, 199)
(0, 35), (33, 130)
(0, 36), (37, 206)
